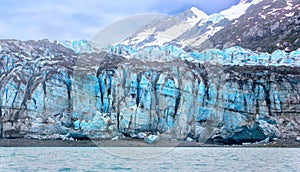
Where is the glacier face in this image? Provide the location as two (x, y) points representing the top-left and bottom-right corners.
(0, 39), (300, 144)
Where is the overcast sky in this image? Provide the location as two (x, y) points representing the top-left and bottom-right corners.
(0, 0), (240, 40)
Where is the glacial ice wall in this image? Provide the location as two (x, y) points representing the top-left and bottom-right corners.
(0, 39), (299, 144)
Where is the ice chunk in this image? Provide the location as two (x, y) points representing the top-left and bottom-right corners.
(144, 135), (159, 144)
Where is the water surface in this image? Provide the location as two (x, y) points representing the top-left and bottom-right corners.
(0, 147), (299, 171)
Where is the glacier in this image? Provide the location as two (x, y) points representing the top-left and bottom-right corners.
(0, 39), (299, 144)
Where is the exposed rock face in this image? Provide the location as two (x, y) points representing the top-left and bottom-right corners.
(0, 40), (299, 144)
(206, 0), (300, 53)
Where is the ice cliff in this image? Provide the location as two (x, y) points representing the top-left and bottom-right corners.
(0, 39), (299, 144)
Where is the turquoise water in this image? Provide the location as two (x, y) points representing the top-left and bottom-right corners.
(0, 147), (299, 171)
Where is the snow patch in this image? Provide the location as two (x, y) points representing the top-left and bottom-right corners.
(232, 20), (239, 25)
(267, 8), (281, 15)
(284, 5), (293, 11)
(263, 5), (271, 9)
(285, 12), (295, 17)
(121, 27), (156, 45)
(260, 14), (266, 19)
(287, 0), (293, 7)
(142, 35), (172, 47)
(220, 0), (264, 20)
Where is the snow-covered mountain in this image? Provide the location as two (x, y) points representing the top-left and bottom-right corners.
(119, 0), (264, 48)
(120, 6), (208, 47)
(119, 0), (299, 53)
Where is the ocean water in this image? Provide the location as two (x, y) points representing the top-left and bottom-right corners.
(0, 147), (299, 171)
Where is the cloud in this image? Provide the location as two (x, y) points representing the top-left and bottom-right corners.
(0, 0), (240, 40)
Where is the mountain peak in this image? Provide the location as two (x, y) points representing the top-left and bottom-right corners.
(189, 6), (208, 19)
